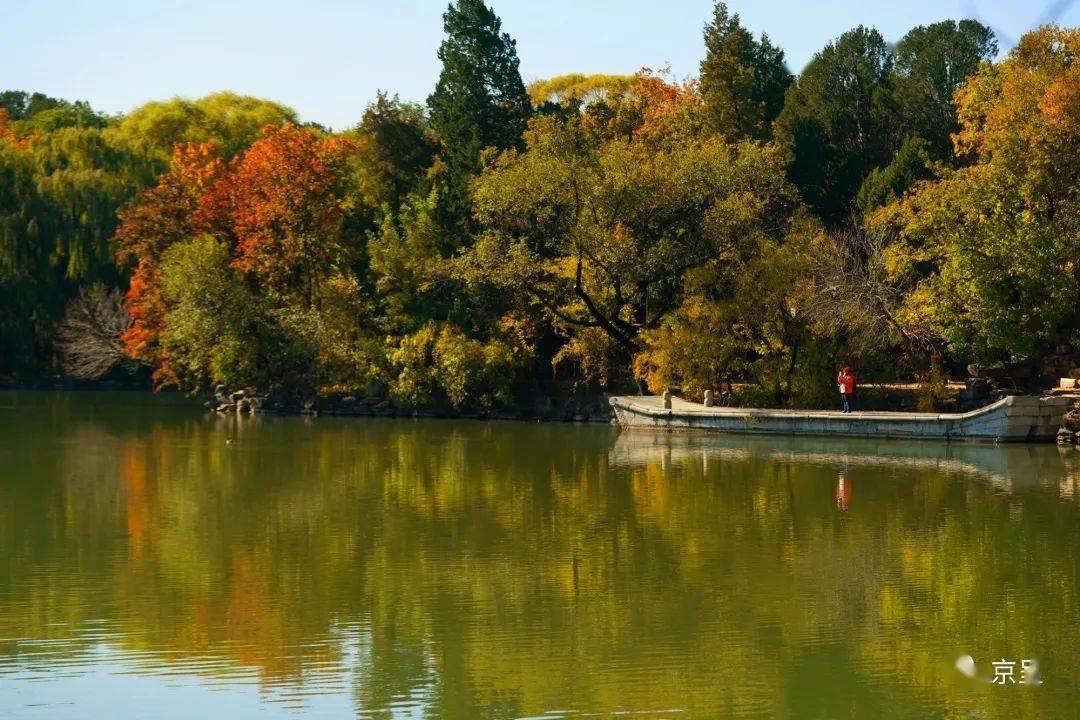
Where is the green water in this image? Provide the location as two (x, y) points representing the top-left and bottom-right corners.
(1, 391), (1079, 719)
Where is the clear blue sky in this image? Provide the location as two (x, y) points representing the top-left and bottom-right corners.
(3, 0), (1076, 130)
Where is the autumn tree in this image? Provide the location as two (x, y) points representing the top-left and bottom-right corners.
(699, 2), (792, 141)
(468, 109), (799, 385)
(528, 74), (635, 109)
(634, 221), (817, 406)
(112, 143), (229, 369)
(630, 70), (707, 144)
(113, 124), (385, 391)
(874, 26), (1080, 363)
(228, 125), (358, 306)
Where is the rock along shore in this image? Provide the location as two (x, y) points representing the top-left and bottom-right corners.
(206, 386), (617, 424)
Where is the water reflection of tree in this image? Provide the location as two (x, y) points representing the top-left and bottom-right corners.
(1, 412), (1080, 717)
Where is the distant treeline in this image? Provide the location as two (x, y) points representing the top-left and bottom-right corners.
(1, 2), (1077, 410)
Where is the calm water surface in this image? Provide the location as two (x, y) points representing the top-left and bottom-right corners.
(2, 391), (1080, 719)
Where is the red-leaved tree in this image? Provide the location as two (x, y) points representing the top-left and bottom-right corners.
(228, 125), (357, 305)
(112, 125), (361, 385)
(113, 142), (229, 372)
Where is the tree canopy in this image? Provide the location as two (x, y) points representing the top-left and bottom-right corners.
(7, 9), (1078, 410)
(117, 92), (299, 160)
(875, 25), (1080, 363)
(774, 26), (897, 225)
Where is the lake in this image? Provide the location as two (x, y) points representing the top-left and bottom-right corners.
(1, 391), (1079, 719)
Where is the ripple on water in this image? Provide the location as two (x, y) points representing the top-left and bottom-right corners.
(3, 395), (1080, 718)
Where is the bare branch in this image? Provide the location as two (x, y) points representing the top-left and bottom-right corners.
(805, 224), (938, 355)
(55, 283), (134, 380)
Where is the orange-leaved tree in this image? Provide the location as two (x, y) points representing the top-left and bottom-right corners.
(113, 142), (229, 373)
(228, 124), (358, 306)
(631, 70), (704, 145)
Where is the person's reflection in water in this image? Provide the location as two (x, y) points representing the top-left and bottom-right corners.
(836, 470), (852, 512)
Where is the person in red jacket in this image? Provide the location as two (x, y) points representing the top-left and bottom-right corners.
(837, 365), (855, 413)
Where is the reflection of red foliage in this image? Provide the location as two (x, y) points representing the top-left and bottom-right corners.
(121, 440), (155, 560)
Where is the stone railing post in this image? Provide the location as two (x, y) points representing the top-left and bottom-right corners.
(663, 389), (672, 409)
(703, 389), (714, 407)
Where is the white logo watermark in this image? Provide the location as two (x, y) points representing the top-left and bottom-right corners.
(956, 654), (1042, 685)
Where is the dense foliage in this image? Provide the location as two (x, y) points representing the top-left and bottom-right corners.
(1, 1), (1076, 409)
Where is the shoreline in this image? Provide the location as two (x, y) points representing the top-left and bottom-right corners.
(0, 383), (618, 424)
(6, 383), (1075, 433)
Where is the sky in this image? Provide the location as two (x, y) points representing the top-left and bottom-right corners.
(3, 0), (1077, 130)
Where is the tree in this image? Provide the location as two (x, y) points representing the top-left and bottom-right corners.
(0, 90), (105, 130)
(699, 2), (792, 141)
(367, 190), (447, 325)
(55, 283), (132, 379)
(468, 113), (798, 382)
(634, 227), (816, 406)
(631, 70), (707, 144)
(157, 235), (300, 389)
(0, 104), (149, 375)
(855, 136), (937, 213)
(117, 92), (298, 160)
(805, 224), (935, 357)
(0, 90), (64, 119)
(874, 26), (1080, 363)
(113, 142), (230, 368)
(427, 0), (530, 231)
(892, 20), (997, 160)
(387, 321), (519, 408)
(528, 74), (635, 109)
(774, 26), (897, 225)
(356, 93), (436, 213)
(228, 124), (358, 306)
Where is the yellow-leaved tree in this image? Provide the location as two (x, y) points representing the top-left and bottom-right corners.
(873, 25), (1080, 364)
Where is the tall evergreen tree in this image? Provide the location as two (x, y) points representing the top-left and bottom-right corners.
(699, 2), (792, 141)
(427, 0), (530, 233)
(851, 21), (996, 214)
(774, 26), (897, 225)
(892, 20), (997, 160)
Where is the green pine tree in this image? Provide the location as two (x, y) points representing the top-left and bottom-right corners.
(774, 26), (898, 225)
(427, 0), (530, 235)
(699, 2), (792, 141)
